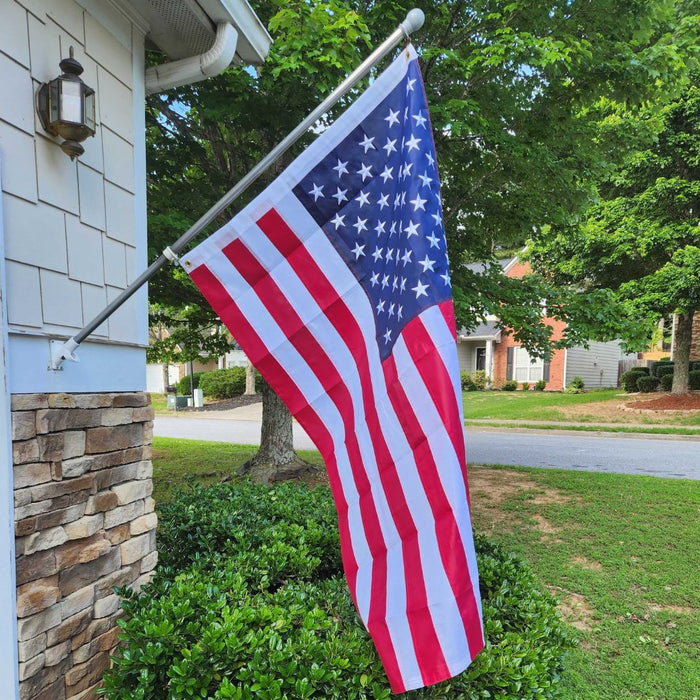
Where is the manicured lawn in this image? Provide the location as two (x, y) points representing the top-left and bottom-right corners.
(462, 389), (700, 428)
(463, 389), (631, 420)
(469, 464), (700, 699)
(152, 436), (323, 502)
(151, 438), (700, 698)
(149, 393), (168, 413)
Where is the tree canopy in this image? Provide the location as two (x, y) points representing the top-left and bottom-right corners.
(529, 79), (699, 390)
(146, 0), (697, 364)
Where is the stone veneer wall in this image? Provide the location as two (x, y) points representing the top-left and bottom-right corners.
(11, 392), (157, 700)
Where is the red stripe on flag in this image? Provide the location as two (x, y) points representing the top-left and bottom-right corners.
(255, 209), (450, 687)
(188, 262), (360, 598)
(440, 301), (458, 341)
(383, 349), (485, 664)
(401, 309), (469, 488)
(220, 237), (414, 689)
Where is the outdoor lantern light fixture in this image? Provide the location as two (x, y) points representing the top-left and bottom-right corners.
(36, 46), (96, 160)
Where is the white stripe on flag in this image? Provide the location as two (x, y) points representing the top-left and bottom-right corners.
(242, 198), (471, 653)
(392, 319), (483, 624)
(202, 242), (423, 684)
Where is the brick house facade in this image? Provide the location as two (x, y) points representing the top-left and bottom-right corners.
(458, 259), (623, 390)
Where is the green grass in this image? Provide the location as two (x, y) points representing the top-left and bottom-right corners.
(464, 421), (700, 436)
(152, 438), (700, 698)
(463, 389), (629, 420)
(470, 464), (700, 699)
(462, 389), (700, 427)
(149, 393), (168, 414)
(152, 437), (323, 502)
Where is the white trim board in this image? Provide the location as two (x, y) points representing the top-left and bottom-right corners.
(0, 158), (21, 699)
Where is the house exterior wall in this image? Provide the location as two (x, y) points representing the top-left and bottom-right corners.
(491, 261), (567, 390)
(0, 2), (154, 697)
(12, 391), (156, 700)
(565, 340), (622, 389)
(1, 0), (148, 394)
(457, 341), (476, 373)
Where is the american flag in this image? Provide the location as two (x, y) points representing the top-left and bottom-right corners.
(182, 45), (484, 693)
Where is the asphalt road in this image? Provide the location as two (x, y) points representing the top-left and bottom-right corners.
(154, 416), (700, 480)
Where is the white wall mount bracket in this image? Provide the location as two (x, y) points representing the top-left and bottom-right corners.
(49, 338), (79, 371)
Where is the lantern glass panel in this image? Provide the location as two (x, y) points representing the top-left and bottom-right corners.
(84, 88), (95, 132)
(59, 80), (82, 124)
(48, 80), (60, 123)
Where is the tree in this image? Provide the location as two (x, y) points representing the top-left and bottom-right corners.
(357, 0), (696, 352)
(529, 80), (700, 392)
(147, 0), (696, 479)
(147, 0), (372, 481)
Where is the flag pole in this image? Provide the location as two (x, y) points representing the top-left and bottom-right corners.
(49, 8), (425, 370)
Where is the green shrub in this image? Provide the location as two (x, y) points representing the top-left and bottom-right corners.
(460, 370), (489, 391)
(620, 370), (643, 392)
(198, 368), (262, 399)
(502, 380), (518, 391)
(691, 361), (700, 372)
(637, 375), (660, 392)
(520, 382), (530, 391)
(460, 372), (476, 391)
(628, 366), (650, 376)
(533, 379), (547, 391)
(689, 369), (700, 390)
(655, 364), (675, 379)
(176, 372), (204, 395)
(103, 483), (575, 699)
(564, 376), (585, 394)
(660, 373), (674, 391)
(156, 481), (341, 575)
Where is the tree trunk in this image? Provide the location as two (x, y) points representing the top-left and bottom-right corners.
(671, 311), (694, 394)
(161, 363), (169, 392)
(244, 360), (256, 395)
(237, 378), (316, 484)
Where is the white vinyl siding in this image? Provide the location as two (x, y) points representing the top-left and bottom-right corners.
(565, 341), (622, 388)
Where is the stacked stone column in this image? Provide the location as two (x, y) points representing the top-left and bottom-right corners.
(11, 392), (157, 700)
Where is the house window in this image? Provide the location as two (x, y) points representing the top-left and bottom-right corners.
(475, 347), (486, 371)
(513, 346), (543, 382)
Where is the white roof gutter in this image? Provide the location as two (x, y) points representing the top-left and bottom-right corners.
(145, 22), (239, 95)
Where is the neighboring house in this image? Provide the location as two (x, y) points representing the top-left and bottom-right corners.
(0, 2), (270, 698)
(458, 258), (623, 390)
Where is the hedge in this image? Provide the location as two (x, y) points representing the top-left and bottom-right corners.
(660, 373), (674, 391)
(690, 370), (700, 391)
(198, 368), (262, 399)
(637, 375), (660, 392)
(176, 372), (204, 395)
(620, 370), (643, 393)
(103, 481), (575, 699)
(460, 370), (489, 391)
(501, 379), (518, 391)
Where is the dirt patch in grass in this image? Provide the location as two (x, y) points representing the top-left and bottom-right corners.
(468, 467), (541, 503)
(570, 555), (603, 571)
(649, 603), (695, 615)
(557, 399), (681, 423)
(531, 514), (559, 535)
(549, 587), (595, 632)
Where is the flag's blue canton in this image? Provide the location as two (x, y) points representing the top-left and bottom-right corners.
(292, 59), (451, 360)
